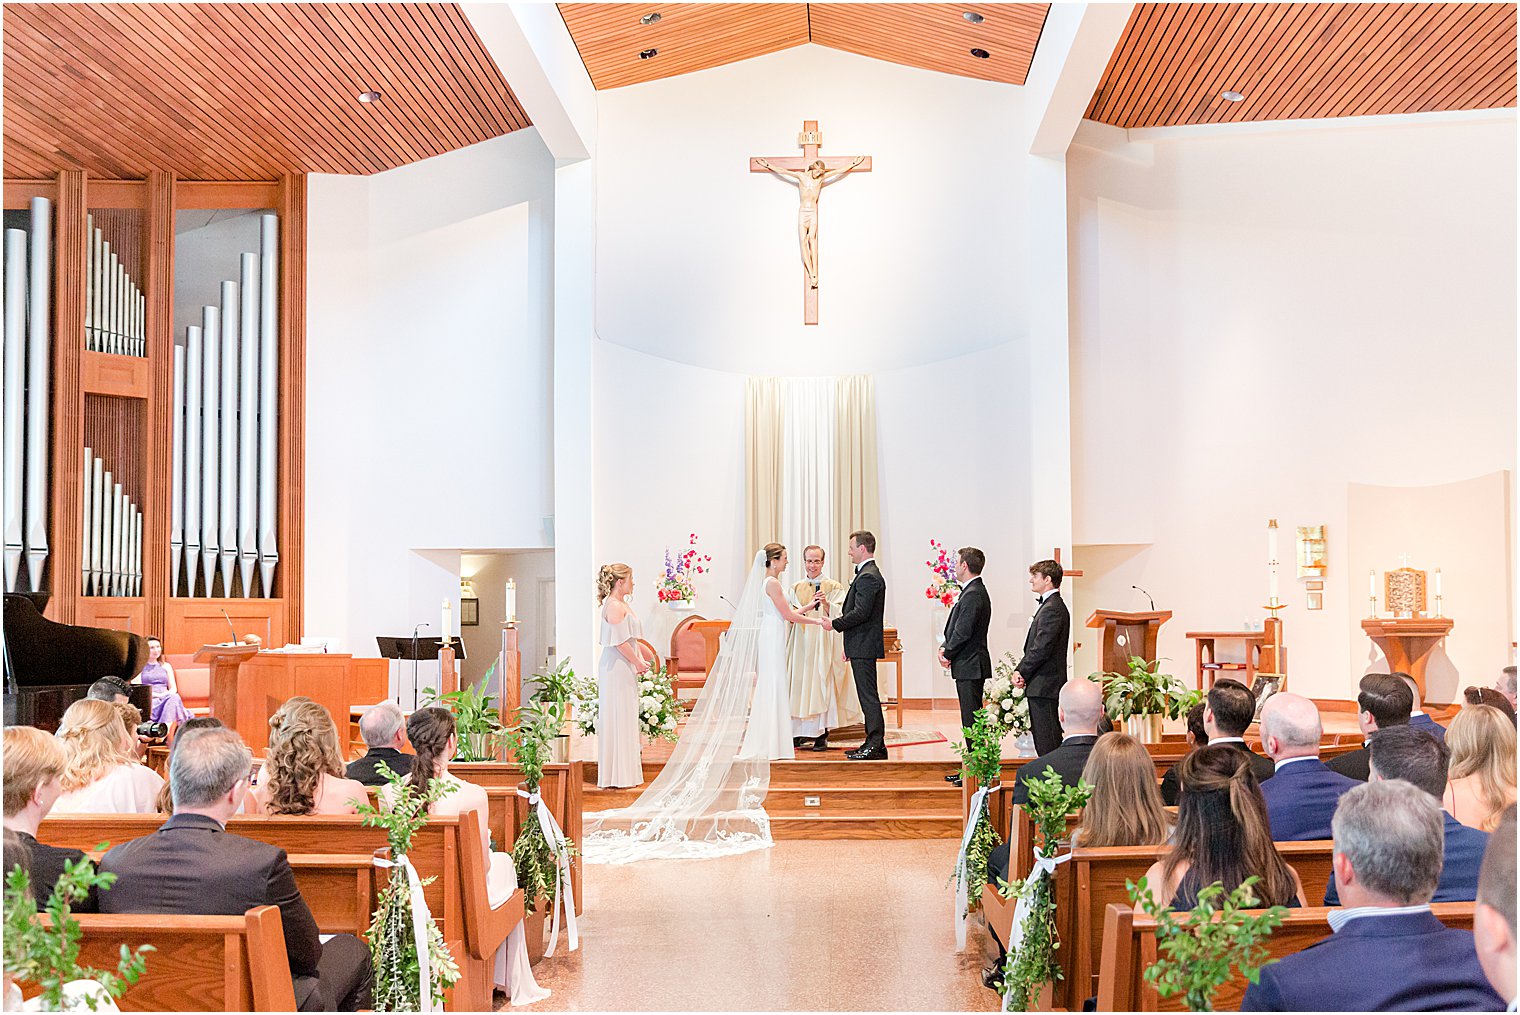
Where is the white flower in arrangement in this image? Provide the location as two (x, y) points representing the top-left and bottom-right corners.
(1002, 698), (1014, 710)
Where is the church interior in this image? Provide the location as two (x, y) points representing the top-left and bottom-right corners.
(1, 3), (1516, 1012)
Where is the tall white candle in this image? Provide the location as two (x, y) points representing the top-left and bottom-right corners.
(441, 599), (451, 644)
(1369, 570), (1377, 599)
(504, 579), (517, 623)
(1435, 568), (1442, 597)
(1267, 520), (1279, 603)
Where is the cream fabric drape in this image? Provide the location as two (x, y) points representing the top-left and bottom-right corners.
(832, 375), (880, 574)
(780, 379), (834, 571)
(745, 378), (783, 561)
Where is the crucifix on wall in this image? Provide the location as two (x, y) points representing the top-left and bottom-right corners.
(750, 120), (871, 325)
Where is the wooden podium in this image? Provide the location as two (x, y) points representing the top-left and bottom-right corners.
(1361, 617), (1455, 701)
(207, 648), (388, 754)
(1086, 610), (1172, 675)
(198, 643), (260, 743)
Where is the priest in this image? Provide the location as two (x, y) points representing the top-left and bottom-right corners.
(790, 544), (862, 751)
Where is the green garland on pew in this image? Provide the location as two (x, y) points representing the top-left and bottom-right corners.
(1128, 875), (1286, 1012)
(950, 706), (1007, 912)
(357, 763), (462, 1012)
(506, 700), (578, 915)
(3, 847), (151, 1012)
(1000, 768), (1092, 1012)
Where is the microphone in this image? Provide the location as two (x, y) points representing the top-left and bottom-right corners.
(219, 609), (238, 645)
(719, 594), (737, 613)
(1132, 585), (1155, 611)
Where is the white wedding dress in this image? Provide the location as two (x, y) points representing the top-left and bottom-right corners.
(582, 551), (786, 863)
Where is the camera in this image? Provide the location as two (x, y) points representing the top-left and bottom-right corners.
(136, 721), (168, 739)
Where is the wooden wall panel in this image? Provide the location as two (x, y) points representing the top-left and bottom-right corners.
(1088, 3), (1518, 128)
(145, 173), (173, 650)
(3, 4), (531, 180)
(46, 170), (86, 622)
(279, 175), (306, 643)
(164, 598), (285, 656)
(75, 597), (147, 637)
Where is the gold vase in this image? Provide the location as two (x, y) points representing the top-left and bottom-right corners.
(1124, 713), (1164, 743)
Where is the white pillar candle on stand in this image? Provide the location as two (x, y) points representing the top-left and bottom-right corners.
(1267, 519), (1279, 604)
(441, 600), (452, 644)
(504, 579), (517, 623)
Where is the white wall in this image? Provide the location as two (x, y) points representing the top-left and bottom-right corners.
(1067, 114), (1517, 699)
(306, 130), (557, 668)
(459, 549), (556, 690)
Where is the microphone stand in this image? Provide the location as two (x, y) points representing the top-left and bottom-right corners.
(410, 623), (427, 711)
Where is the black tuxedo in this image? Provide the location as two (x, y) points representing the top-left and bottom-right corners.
(99, 813), (372, 1011)
(1325, 745), (1371, 782)
(1017, 589), (1071, 754)
(832, 559), (887, 751)
(943, 577), (993, 747)
(1160, 739), (1275, 805)
(9, 831), (95, 912)
(345, 747), (415, 787)
(986, 734), (1100, 891)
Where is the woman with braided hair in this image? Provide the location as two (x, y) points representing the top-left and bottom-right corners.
(595, 563), (652, 788)
(1137, 743), (1305, 910)
(382, 707), (549, 1006)
(248, 698), (367, 816)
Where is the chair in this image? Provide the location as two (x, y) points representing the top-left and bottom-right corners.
(636, 638), (663, 673)
(669, 615), (708, 693)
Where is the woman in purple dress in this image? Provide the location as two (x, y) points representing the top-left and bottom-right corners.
(132, 637), (192, 726)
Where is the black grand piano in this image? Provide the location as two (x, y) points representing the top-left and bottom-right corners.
(4, 593), (152, 731)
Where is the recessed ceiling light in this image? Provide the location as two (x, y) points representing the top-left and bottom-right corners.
(963, 11), (985, 23)
(358, 90), (382, 104)
(640, 12), (661, 25)
(639, 48), (658, 60)
(1221, 90), (1245, 102)
(970, 48), (990, 59)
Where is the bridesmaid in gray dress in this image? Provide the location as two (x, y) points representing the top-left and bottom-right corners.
(595, 564), (652, 788)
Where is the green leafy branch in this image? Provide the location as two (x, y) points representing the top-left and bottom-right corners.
(950, 707), (1007, 911)
(1128, 875), (1287, 1012)
(503, 700), (578, 914)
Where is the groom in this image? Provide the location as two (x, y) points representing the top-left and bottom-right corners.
(825, 530), (888, 761)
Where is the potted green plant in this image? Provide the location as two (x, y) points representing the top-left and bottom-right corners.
(423, 679), (506, 762)
(503, 700), (577, 963)
(1000, 768), (1092, 1011)
(4, 849), (152, 1012)
(354, 763), (461, 1011)
(950, 706), (1005, 931)
(1099, 657), (1201, 743)
(531, 658), (578, 763)
(1128, 875), (1287, 1011)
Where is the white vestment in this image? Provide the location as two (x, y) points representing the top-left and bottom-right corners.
(788, 577), (863, 736)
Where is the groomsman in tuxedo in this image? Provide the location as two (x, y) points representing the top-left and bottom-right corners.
(940, 547), (992, 786)
(829, 530), (888, 761)
(1015, 559), (1071, 756)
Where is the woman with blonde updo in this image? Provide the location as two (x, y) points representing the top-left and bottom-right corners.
(1443, 703), (1517, 832)
(596, 563), (651, 788)
(247, 697), (367, 816)
(52, 698), (164, 814)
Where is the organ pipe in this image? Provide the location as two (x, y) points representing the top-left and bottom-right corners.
(4, 229), (26, 591)
(258, 214), (280, 596)
(218, 280), (238, 595)
(238, 253), (259, 596)
(81, 448), (94, 596)
(24, 197), (51, 592)
(83, 221), (145, 357)
(89, 456), (104, 597)
(200, 307), (219, 597)
(183, 326), (202, 595)
(171, 345), (185, 596)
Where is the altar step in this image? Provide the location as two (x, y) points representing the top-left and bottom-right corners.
(585, 758), (967, 789)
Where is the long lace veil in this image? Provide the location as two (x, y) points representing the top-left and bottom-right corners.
(582, 551), (774, 863)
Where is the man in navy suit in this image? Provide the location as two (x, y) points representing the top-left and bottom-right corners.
(1258, 693), (1358, 840)
(1014, 559), (1071, 755)
(1475, 805), (1517, 1010)
(1397, 672), (1448, 744)
(1326, 672), (1413, 782)
(1243, 780), (1503, 1012)
(1323, 724), (1488, 906)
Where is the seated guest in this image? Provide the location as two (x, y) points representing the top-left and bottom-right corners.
(1398, 672), (1446, 743)
(1137, 744), (1305, 911)
(345, 701), (414, 786)
(248, 698), (367, 816)
(1242, 780), (1503, 1012)
(85, 676), (131, 704)
(1159, 700), (1208, 806)
(1326, 672), (1413, 781)
(1465, 684), (1518, 723)
(2, 727), (94, 909)
(154, 717), (225, 814)
(383, 707), (548, 1005)
(1443, 704), (1517, 832)
(1324, 724), (1488, 905)
(99, 726), (372, 1011)
(1008, 677), (1104, 807)
(1498, 665), (1517, 713)
(1071, 732), (1171, 848)
(1474, 805), (1517, 1010)
(1160, 679), (1273, 804)
(52, 699), (164, 813)
(1258, 693), (1358, 840)
(131, 637), (192, 726)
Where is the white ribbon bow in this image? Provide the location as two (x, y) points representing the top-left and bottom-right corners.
(373, 854), (438, 1012)
(1000, 847), (1074, 1012)
(953, 782), (997, 950)
(516, 786), (580, 957)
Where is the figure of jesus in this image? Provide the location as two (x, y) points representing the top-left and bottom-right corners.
(754, 155), (866, 289)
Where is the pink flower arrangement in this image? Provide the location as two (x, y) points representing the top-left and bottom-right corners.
(924, 538), (960, 607)
(656, 533), (712, 603)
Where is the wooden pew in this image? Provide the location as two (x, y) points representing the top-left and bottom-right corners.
(25, 906), (297, 1012)
(1097, 901), (1476, 1011)
(1062, 839), (1333, 1010)
(450, 761), (585, 915)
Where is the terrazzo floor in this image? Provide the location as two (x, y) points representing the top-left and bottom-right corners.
(506, 839), (1002, 1012)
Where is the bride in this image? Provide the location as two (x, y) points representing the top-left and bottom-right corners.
(582, 542), (821, 863)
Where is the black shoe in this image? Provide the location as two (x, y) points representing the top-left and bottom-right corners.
(847, 745), (888, 760)
(810, 735), (830, 752)
(946, 772), (963, 786)
(792, 737), (811, 749)
(982, 965), (1005, 991)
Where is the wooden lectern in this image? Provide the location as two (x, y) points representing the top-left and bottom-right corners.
(1086, 610), (1172, 675)
(1361, 617), (1455, 701)
(198, 643), (260, 741)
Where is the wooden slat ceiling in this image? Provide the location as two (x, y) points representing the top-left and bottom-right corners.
(1088, 3), (1518, 129)
(557, 3), (1051, 90)
(3, 3), (532, 180)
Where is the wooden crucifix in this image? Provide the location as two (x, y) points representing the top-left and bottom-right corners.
(749, 120), (871, 325)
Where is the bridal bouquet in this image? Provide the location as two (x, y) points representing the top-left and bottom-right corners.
(985, 653), (1032, 738)
(637, 665), (682, 743)
(923, 538), (960, 606)
(656, 533), (711, 604)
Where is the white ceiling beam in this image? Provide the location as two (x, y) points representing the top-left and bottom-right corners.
(1022, 3), (1134, 157)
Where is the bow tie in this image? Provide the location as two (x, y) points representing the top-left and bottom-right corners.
(1035, 594), (1047, 604)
